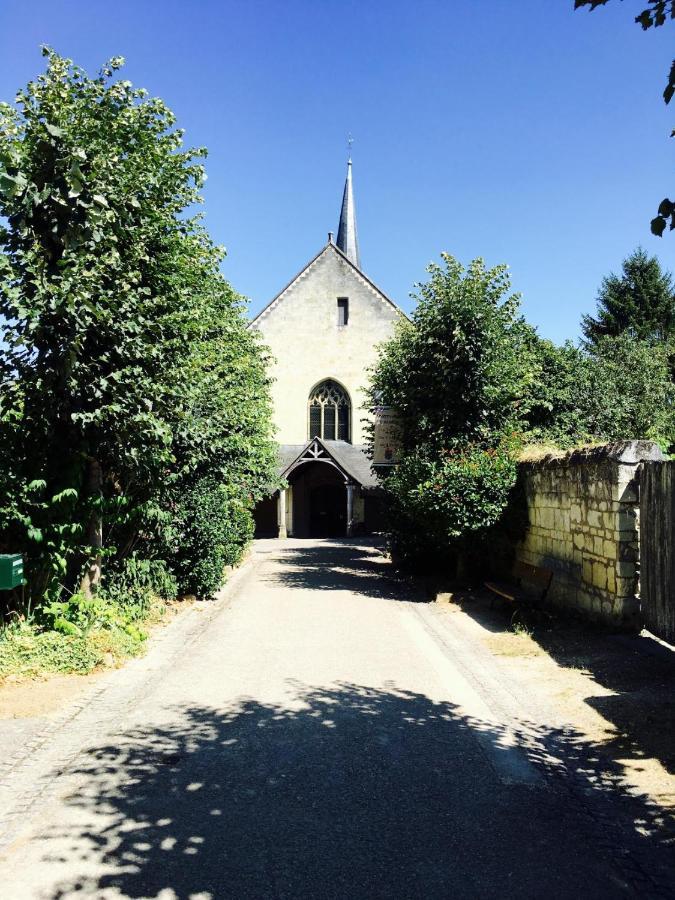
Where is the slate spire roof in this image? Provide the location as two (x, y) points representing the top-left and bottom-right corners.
(336, 158), (360, 269)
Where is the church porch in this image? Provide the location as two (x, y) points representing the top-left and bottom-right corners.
(253, 438), (382, 539)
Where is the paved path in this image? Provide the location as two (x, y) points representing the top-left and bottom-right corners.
(0, 539), (672, 898)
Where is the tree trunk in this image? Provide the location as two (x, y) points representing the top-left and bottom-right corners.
(80, 458), (103, 597)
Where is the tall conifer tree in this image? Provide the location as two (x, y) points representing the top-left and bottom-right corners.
(582, 248), (675, 345)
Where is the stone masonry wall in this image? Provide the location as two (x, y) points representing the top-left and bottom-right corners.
(515, 441), (663, 628)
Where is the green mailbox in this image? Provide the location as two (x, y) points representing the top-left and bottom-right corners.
(0, 554), (24, 590)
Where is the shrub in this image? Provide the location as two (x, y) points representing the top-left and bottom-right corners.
(103, 556), (178, 611)
(384, 438), (519, 568)
(169, 478), (253, 598)
(0, 615), (145, 679)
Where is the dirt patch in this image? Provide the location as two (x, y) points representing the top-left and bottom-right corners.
(485, 631), (546, 658)
(442, 590), (675, 810)
(0, 672), (101, 719)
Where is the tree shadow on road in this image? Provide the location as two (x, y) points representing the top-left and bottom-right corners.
(31, 682), (674, 899)
(263, 541), (424, 603)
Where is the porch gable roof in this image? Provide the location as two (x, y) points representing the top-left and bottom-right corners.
(278, 438), (379, 490)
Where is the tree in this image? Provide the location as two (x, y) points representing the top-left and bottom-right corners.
(368, 254), (537, 568)
(371, 255), (537, 452)
(524, 339), (597, 446)
(581, 248), (675, 345)
(526, 333), (675, 450)
(0, 50), (277, 605)
(575, 1), (675, 235)
(584, 334), (675, 444)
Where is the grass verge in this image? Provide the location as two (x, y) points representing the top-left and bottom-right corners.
(0, 597), (168, 681)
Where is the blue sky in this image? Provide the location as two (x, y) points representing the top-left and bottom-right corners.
(1, 0), (673, 342)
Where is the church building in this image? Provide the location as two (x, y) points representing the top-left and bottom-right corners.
(251, 160), (405, 538)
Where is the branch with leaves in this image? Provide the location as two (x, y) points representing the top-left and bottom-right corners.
(575, 0), (675, 234)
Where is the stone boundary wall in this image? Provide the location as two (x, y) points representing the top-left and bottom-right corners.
(515, 441), (664, 629)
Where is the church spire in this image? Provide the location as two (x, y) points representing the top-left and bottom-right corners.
(336, 156), (361, 269)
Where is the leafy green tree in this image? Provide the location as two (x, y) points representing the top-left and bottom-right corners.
(525, 339), (596, 446)
(168, 478), (254, 599)
(575, 0), (675, 235)
(381, 438), (520, 569)
(582, 248), (675, 345)
(369, 254), (537, 568)
(585, 334), (675, 444)
(526, 333), (675, 450)
(0, 50), (276, 605)
(371, 254), (537, 451)
(154, 278), (278, 597)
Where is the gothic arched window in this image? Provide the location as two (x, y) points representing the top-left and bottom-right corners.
(308, 380), (351, 442)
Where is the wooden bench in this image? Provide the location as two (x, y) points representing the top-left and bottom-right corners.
(484, 560), (553, 610)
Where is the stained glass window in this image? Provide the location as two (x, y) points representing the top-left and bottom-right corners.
(307, 380), (351, 442)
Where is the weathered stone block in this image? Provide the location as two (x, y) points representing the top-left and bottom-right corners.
(576, 590), (595, 612)
(587, 509), (602, 529)
(613, 479), (639, 504)
(616, 561), (635, 578)
(602, 512), (617, 530)
(592, 560), (607, 591)
(582, 556), (593, 585)
(539, 508), (555, 530)
(617, 541), (638, 563)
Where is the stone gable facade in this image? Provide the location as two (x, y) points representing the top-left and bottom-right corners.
(251, 242), (401, 446)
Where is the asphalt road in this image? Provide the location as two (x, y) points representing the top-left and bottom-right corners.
(0, 538), (672, 899)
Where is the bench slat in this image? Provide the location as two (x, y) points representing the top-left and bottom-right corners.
(484, 581), (516, 603)
(484, 560), (553, 606)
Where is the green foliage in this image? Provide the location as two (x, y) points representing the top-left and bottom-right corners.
(528, 249), (675, 450)
(370, 254), (537, 451)
(527, 333), (675, 450)
(168, 478), (254, 598)
(525, 339), (595, 446)
(585, 335), (675, 445)
(41, 592), (146, 640)
(369, 254), (532, 568)
(103, 555), (178, 614)
(574, 1), (675, 235)
(0, 51), (277, 610)
(0, 611), (147, 679)
(582, 249), (675, 345)
(0, 619), (107, 677)
(383, 438), (519, 568)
